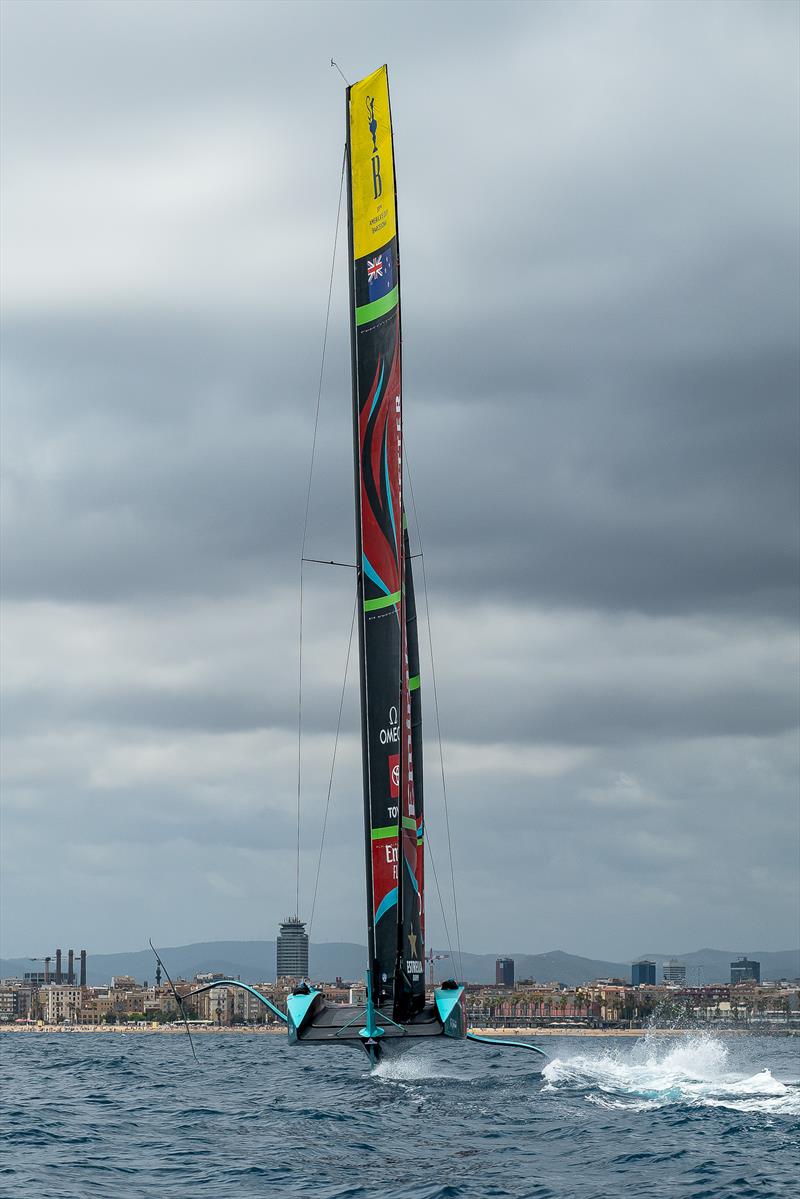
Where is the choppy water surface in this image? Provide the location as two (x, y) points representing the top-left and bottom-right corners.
(2, 1031), (798, 1198)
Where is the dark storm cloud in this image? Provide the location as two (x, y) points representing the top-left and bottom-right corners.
(3, 307), (796, 619)
(1, 0), (797, 958)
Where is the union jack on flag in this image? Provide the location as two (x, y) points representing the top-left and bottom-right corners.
(367, 255), (384, 283)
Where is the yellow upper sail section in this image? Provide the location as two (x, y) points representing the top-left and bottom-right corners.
(349, 65), (396, 261)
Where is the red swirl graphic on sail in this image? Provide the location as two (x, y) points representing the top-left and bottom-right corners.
(359, 333), (401, 599)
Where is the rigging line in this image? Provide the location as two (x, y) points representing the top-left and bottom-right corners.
(296, 565), (303, 919)
(149, 939), (197, 1062)
(309, 586), (358, 936)
(296, 145), (348, 920)
(404, 449), (464, 984)
(423, 823), (455, 974)
(330, 58), (350, 86)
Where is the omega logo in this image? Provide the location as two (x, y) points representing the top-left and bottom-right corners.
(379, 705), (399, 745)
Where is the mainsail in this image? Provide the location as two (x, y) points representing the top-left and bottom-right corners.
(346, 65), (424, 1018)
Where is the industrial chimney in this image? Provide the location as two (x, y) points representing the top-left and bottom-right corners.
(44, 956), (51, 984)
(67, 949), (74, 985)
(55, 948), (63, 984)
(80, 950), (87, 988)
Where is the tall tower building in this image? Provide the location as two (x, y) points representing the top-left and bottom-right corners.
(632, 959), (656, 986)
(662, 959), (686, 984)
(730, 957), (760, 985)
(496, 957), (515, 988)
(277, 917), (309, 980)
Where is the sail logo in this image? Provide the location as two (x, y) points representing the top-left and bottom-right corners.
(389, 754), (400, 798)
(365, 94), (382, 199)
(379, 705), (399, 745)
(366, 248), (394, 304)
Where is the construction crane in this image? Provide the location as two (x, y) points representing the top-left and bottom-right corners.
(426, 950), (449, 987)
(27, 956), (52, 984)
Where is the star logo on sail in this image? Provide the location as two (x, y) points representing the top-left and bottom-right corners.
(408, 931), (417, 958)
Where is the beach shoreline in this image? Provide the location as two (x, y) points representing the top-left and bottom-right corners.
(1, 1024), (793, 1038)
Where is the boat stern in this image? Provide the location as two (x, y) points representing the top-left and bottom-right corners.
(434, 982), (467, 1040)
(286, 986), (323, 1044)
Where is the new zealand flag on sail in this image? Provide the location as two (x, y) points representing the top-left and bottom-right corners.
(365, 246), (394, 303)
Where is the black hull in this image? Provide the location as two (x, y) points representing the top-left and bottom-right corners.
(287, 986), (467, 1062)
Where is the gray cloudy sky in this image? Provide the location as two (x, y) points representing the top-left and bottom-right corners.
(1, 0), (798, 963)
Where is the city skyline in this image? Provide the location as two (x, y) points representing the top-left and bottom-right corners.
(3, 938), (796, 991)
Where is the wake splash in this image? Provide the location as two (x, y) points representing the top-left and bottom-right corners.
(371, 1045), (467, 1083)
(542, 1033), (800, 1115)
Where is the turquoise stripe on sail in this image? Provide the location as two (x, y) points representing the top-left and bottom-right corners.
(375, 887), (398, 923)
(362, 552), (391, 596)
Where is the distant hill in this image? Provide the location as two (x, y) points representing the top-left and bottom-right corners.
(0, 941), (367, 988)
(2, 941), (797, 987)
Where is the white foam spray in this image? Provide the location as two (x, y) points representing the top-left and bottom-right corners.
(542, 1033), (800, 1115)
(370, 1044), (467, 1084)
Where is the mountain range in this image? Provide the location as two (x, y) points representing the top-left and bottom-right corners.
(2, 942), (797, 988)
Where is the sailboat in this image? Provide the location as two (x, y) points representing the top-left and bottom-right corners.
(155, 66), (545, 1067)
(281, 62), (466, 1064)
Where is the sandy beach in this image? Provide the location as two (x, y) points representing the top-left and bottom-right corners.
(1, 1024), (791, 1037)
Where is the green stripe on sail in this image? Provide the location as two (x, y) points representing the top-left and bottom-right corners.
(371, 818), (415, 841)
(364, 590), (401, 611)
(408, 674), (420, 691)
(355, 286), (399, 327)
(371, 825), (398, 840)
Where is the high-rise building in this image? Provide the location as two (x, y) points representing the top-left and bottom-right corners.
(277, 917), (309, 980)
(662, 959), (686, 984)
(496, 957), (515, 988)
(632, 959), (656, 986)
(730, 957), (760, 985)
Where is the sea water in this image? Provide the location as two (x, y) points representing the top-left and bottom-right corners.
(1, 1030), (797, 1197)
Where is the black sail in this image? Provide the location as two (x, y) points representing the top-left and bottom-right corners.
(398, 521), (426, 1013)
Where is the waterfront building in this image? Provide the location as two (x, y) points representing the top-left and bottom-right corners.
(632, 960), (656, 986)
(42, 985), (82, 1023)
(496, 958), (515, 988)
(111, 975), (138, 990)
(662, 959), (687, 984)
(241, 983), (282, 1023)
(277, 917), (309, 980)
(730, 957), (760, 985)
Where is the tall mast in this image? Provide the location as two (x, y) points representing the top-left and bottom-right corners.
(345, 84), (377, 998)
(345, 66), (414, 1012)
